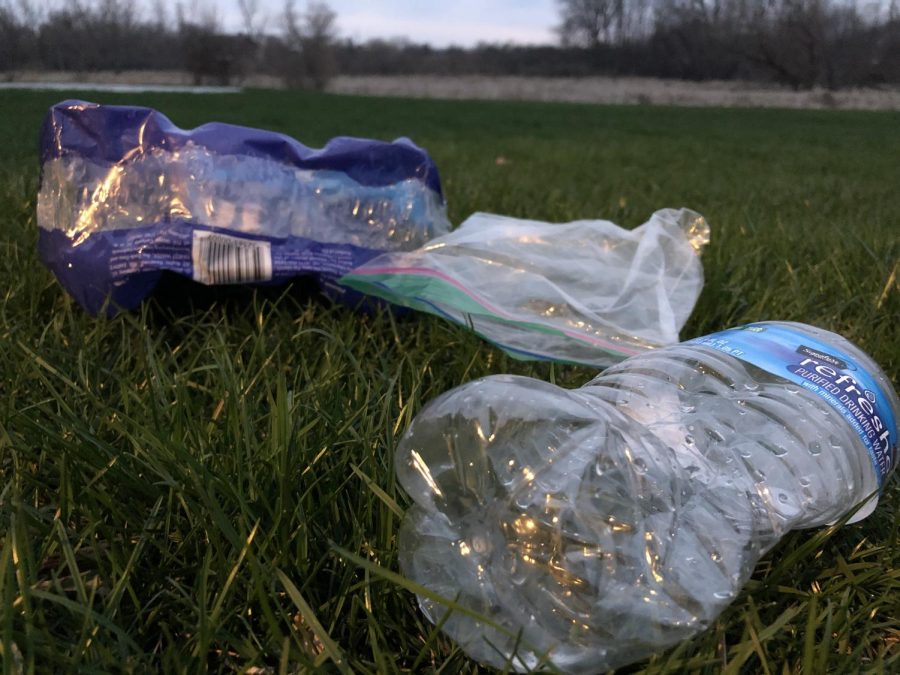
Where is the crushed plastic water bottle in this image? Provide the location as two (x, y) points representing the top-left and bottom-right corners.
(36, 100), (450, 314)
(395, 322), (898, 673)
(342, 208), (710, 367)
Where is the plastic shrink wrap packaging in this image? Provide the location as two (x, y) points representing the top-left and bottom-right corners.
(37, 100), (451, 314)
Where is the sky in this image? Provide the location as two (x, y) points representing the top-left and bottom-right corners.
(217, 0), (560, 47)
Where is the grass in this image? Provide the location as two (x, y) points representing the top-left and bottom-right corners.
(0, 88), (898, 673)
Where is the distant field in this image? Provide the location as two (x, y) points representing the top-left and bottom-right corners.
(8, 70), (900, 110)
(330, 75), (900, 111)
(0, 89), (898, 672)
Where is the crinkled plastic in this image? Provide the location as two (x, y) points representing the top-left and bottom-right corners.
(36, 100), (450, 315)
(395, 322), (898, 673)
(342, 208), (710, 366)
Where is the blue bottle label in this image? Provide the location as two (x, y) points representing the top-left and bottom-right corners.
(687, 323), (897, 488)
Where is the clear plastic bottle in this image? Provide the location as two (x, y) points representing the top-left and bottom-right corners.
(37, 144), (449, 250)
(395, 322), (898, 673)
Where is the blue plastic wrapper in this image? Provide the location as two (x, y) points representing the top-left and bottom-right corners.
(36, 100), (451, 315)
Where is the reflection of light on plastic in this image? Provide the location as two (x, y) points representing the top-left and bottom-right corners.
(410, 450), (443, 498)
(474, 421), (487, 442)
(644, 531), (663, 583)
(683, 213), (710, 254)
(607, 516), (633, 533)
(522, 467), (535, 482)
(512, 516), (536, 535)
(73, 164), (126, 242)
(458, 541), (471, 556)
(168, 195), (190, 219)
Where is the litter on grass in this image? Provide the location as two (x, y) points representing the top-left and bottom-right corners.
(342, 208), (710, 367)
(36, 100), (710, 368)
(37, 99), (450, 315)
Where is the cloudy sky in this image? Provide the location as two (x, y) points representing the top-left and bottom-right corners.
(216, 0), (560, 47)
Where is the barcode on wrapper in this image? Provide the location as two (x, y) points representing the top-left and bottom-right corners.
(192, 231), (273, 285)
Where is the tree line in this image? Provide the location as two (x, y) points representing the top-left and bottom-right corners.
(556, 0), (900, 89)
(0, 0), (339, 88)
(1, 0), (898, 90)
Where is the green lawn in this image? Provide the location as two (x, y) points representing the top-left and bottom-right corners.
(0, 88), (898, 673)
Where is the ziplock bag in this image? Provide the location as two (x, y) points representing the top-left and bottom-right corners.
(342, 208), (710, 367)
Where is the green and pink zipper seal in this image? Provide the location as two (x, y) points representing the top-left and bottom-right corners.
(341, 265), (646, 364)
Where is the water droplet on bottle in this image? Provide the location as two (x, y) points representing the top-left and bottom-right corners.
(706, 428), (726, 443)
(510, 569), (528, 586)
(763, 441), (787, 457)
(684, 435), (695, 446)
(808, 442), (822, 456)
(713, 590), (732, 600)
(680, 404), (696, 414)
(633, 458), (648, 474)
(743, 382), (759, 391)
(595, 455), (616, 477)
(710, 550), (722, 562)
(471, 535), (489, 555)
(777, 492), (789, 503)
(799, 476), (811, 487)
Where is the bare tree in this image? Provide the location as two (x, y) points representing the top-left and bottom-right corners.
(557, 0), (657, 46)
(14, 0), (43, 30)
(178, 0), (252, 85)
(237, 0), (265, 37)
(0, 0), (30, 73)
(557, 0), (624, 46)
(282, 0), (337, 89)
(151, 0), (168, 31)
(740, 0), (834, 89)
(94, 0), (139, 70)
(303, 1), (337, 87)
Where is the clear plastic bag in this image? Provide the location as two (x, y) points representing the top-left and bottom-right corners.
(342, 208), (710, 366)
